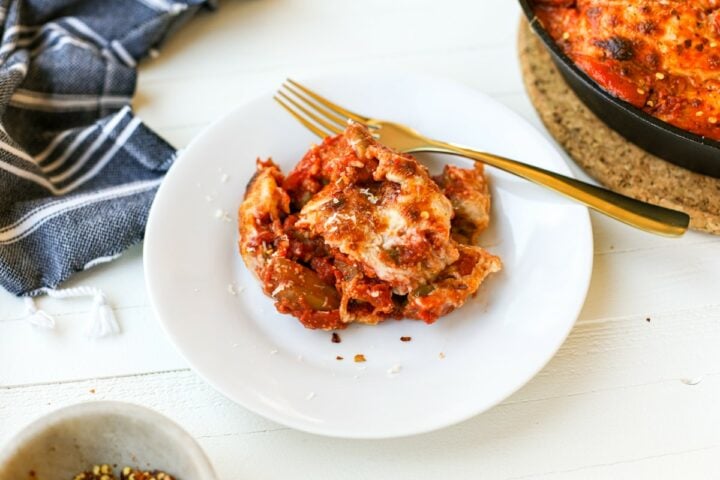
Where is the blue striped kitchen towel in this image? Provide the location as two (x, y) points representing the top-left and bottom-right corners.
(0, 0), (213, 334)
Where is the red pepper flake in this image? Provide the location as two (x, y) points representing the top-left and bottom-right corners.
(400, 336), (412, 342)
(354, 354), (366, 363)
(71, 464), (179, 480)
(331, 332), (341, 343)
(28, 470), (36, 477)
(336, 355), (344, 361)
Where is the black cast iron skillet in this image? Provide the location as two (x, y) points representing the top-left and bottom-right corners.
(518, 0), (720, 178)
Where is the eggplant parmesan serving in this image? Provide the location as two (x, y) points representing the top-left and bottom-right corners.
(533, 0), (720, 141)
(238, 123), (501, 330)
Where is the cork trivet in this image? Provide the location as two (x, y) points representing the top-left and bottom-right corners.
(518, 19), (720, 234)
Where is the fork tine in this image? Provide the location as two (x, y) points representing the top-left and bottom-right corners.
(282, 82), (348, 129)
(274, 95), (332, 139)
(277, 91), (343, 136)
(286, 79), (371, 124)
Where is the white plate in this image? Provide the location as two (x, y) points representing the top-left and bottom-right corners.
(144, 72), (593, 439)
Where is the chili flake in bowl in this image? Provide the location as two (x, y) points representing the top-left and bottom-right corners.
(0, 402), (216, 480)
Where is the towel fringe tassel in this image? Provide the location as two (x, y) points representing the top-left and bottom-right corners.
(24, 287), (119, 338)
(24, 297), (55, 329)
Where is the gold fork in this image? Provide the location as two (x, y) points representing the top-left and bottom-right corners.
(274, 79), (689, 237)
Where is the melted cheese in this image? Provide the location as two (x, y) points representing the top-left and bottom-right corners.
(297, 125), (459, 295)
(535, 0), (720, 140)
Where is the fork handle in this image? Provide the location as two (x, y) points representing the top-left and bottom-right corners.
(421, 141), (690, 237)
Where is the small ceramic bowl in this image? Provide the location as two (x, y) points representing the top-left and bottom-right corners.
(0, 401), (217, 480)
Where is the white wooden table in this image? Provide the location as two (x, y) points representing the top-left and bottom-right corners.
(2, 1), (720, 478)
